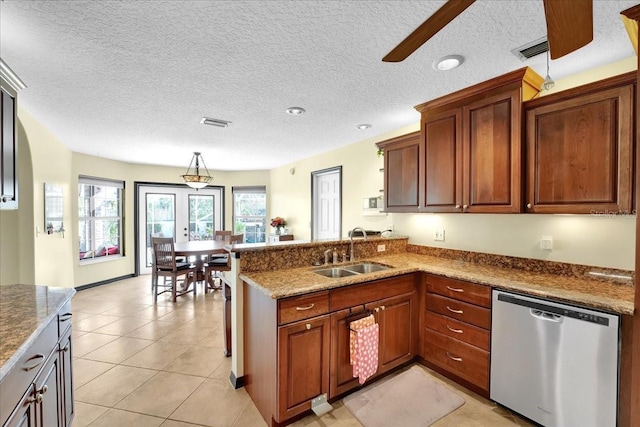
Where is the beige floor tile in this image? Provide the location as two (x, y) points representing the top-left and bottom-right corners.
(73, 358), (115, 389)
(232, 401), (268, 427)
(89, 408), (165, 427)
(115, 371), (205, 418)
(164, 345), (227, 377)
(160, 323), (217, 346)
(121, 340), (191, 370)
(208, 357), (232, 381)
(72, 332), (120, 357)
(131, 304), (176, 320)
(82, 336), (154, 364)
(92, 316), (153, 335)
(75, 364), (157, 406)
(162, 420), (209, 427)
(72, 402), (109, 427)
(126, 319), (178, 340)
(170, 377), (250, 427)
(71, 311), (97, 321)
(101, 303), (154, 317)
(73, 313), (122, 332)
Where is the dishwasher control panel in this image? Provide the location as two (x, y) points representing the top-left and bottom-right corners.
(497, 293), (610, 326)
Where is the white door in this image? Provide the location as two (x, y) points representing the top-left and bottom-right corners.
(137, 185), (223, 274)
(312, 167), (341, 239)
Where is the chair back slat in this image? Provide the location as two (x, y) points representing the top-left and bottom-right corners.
(230, 234), (243, 244)
(215, 230), (232, 241)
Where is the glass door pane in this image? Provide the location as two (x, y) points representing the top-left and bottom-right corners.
(189, 194), (214, 240)
(145, 193), (175, 267)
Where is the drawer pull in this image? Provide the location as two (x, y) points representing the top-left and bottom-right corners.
(59, 313), (72, 322)
(446, 286), (464, 293)
(446, 352), (463, 362)
(295, 304), (315, 311)
(446, 325), (463, 334)
(446, 306), (464, 314)
(23, 354), (45, 371)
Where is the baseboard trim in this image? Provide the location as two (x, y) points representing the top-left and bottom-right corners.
(229, 371), (245, 389)
(75, 274), (135, 291)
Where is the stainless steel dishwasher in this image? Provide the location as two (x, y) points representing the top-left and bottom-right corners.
(490, 290), (619, 427)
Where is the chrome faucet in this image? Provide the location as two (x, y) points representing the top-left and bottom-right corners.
(324, 249), (332, 265)
(349, 226), (368, 261)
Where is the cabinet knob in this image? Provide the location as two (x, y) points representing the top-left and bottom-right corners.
(305, 323), (311, 330)
(0, 195), (6, 203)
(39, 385), (48, 395)
(380, 305), (385, 311)
(374, 307), (380, 313)
(35, 393), (43, 404)
(526, 203), (532, 209)
(462, 204), (468, 209)
(455, 205), (461, 209)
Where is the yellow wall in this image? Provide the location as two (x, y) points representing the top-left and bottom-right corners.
(270, 57), (638, 270)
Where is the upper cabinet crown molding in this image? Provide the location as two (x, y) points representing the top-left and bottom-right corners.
(0, 59), (27, 93)
(414, 67), (543, 115)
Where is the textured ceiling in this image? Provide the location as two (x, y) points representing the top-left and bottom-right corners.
(0, 1), (636, 171)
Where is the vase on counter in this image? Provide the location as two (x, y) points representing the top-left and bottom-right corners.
(276, 226), (283, 235)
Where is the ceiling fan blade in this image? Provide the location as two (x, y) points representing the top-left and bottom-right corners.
(543, 0), (593, 59)
(382, 0), (476, 63)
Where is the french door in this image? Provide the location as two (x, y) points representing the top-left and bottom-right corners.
(137, 185), (223, 274)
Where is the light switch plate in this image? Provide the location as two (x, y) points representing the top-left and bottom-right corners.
(434, 229), (445, 241)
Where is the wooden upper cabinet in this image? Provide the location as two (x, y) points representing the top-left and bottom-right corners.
(524, 72), (635, 214)
(376, 131), (420, 212)
(417, 67), (542, 213)
(423, 109), (462, 212)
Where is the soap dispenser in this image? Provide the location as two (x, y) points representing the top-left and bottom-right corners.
(333, 248), (338, 264)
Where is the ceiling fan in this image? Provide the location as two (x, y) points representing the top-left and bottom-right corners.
(382, 0), (593, 62)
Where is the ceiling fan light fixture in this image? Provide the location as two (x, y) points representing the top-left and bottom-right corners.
(433, 55), (464, 71)
(357, 124), (372, 130)
(181, 152), (213, 190)
(286, 107), (306, 115)
(200, 117), (231, 128)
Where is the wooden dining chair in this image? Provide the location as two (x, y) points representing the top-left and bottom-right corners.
(204, 234), (243, 291)
(151, 237), (198, 302)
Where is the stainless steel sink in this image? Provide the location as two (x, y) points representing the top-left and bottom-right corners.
(313, 267), (360, 278)
(343, 263), (390, 274)
(312, 262), (391, 278)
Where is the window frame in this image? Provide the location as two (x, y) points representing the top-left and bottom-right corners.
(232, 186), (267, 244)
(78, 176), (124, 263)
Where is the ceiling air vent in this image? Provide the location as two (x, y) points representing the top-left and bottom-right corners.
(511, 37), (549, 61)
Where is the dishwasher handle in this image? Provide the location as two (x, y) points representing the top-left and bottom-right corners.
(530, 309), (563, 322)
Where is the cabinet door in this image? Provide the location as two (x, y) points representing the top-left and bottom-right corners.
(33, 350), (62, 427)
(381, 132), (420, 212)
(525, 84), (633, 214)
(463, 89), (521, 213)
(59, 329), (74, 427)
(3, 387), (36, 427)
(277, 315), (330, 422)
(1, 87), (18, 209)
(423, 109), (463, 212)
(374, 291), (417, 373)
(329, 308), (365, 398)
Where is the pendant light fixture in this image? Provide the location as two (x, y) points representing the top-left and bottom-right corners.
(542, 49), (555, 91)
(181, 152), (212, 189)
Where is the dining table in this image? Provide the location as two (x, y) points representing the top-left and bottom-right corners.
(174, 239), (229, 291)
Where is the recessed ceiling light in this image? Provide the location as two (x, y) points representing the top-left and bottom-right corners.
(286, 107), (306, 115)
(433, 55), (465, 71)
(200, 117), (231, 127)
(357, 124), (372, 130)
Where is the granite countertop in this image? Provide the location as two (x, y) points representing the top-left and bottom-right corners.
(226, 235), (406, 253)
(0, 284), (75, 381)
(240, 252), (635, 315)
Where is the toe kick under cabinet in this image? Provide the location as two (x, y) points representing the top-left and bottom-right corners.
(421, 274), (491, 397)
(244, 274), (419, 427)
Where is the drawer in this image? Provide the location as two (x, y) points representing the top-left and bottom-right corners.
(0, 318), (57, 424)
(424, 329), (489, 391)
(57, 300), (73, 336)
(424, 311), (490, 351)
(426, 275), (490, 308)
(278, 291), (329, 325)
(330, 274), (416, 311)
(426, 293), (491, 329)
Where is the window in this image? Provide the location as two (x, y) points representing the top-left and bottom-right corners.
(78, 176), (124, 261)
(233, 186), (266, 243)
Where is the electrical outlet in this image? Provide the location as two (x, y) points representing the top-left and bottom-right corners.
(377, 244), (386, 252)
(434, 229), (445, 241)
(540, 236), (553, 251)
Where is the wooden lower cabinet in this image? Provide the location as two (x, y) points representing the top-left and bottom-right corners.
(277, 315), (330, 421)
(421, 274), (491, 397)
(245, 274), (418, 426)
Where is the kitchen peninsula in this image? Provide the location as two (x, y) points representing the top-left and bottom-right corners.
(225, 237), (635, 426)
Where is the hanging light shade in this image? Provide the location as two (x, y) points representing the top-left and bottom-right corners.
(181, 152), (212, 189)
